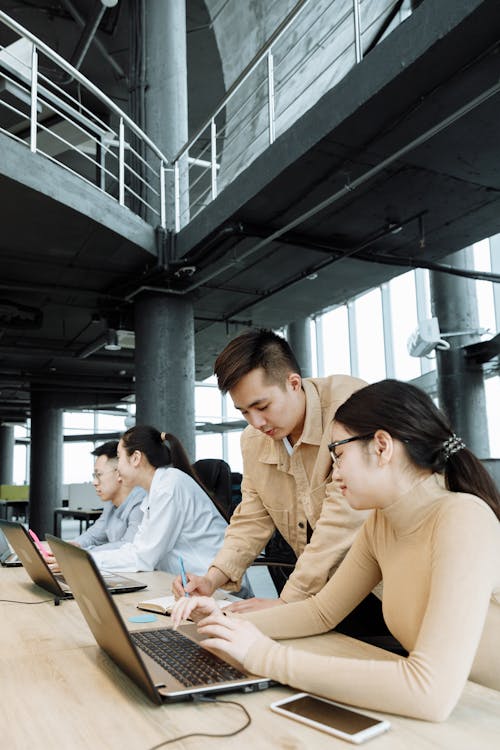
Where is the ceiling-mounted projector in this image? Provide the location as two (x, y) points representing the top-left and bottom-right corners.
(407, 317), (451, 357)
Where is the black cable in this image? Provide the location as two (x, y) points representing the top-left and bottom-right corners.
(0, 598), (54, 604)
(147, 696), (252, 749)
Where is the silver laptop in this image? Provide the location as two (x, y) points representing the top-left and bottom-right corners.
(0, 527), (21, 566)
(47, 534), (274, 703)
(0, 520), (147, 598)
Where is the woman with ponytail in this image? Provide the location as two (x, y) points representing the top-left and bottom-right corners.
(172, 380), (500, 721)
(89, 425), (227, 577)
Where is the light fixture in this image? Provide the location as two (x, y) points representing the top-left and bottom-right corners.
(104, 329), (121, 351)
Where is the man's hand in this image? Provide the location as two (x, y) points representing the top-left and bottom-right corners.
(172, 573), (216, 599)
(225, 597), (285, 614)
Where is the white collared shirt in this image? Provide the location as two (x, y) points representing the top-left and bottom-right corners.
(90, 467), (227, 574)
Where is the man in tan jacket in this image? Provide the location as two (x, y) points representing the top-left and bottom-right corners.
(173, 329), (368, 616)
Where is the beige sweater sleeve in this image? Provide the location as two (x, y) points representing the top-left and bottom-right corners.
(243, 502), (499, 721)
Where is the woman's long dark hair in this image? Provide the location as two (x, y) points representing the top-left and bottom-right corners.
(334, 379), (500, 521)
(120, 425), (227, 518)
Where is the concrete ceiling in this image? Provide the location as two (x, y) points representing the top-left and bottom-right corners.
(0, 0), (499, 423)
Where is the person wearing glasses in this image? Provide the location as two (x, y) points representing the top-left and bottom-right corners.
(84, 426), (229, 577)
(69, 441), (145, 551)
(172, 379), (500, 721)
(173, 329), (378, 632)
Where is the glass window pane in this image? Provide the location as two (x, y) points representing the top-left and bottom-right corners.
(485, 376), (500, 457)
(473, 240), (496, 334)
(63, 411), (94, 434)
(355, 289), (386, 382)
(64, 442), (94, 484)
(195, 433), (223, 461)
(195, 385), (222, 423)
(389, 272), (422, 380)
(319, 306), (350, 375)
(96, 412), (128, 432)
(13, 444), (27, 485)
(226, 430), (244, 473)
(308, 318), (318, 377)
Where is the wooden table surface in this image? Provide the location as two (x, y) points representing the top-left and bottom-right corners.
(1, 567), (499, 750)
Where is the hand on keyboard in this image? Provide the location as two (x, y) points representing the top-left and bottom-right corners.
(171, 595), (219, 629)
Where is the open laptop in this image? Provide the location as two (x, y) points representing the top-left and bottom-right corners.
(0, 527), (21, 566)
(0, 520), (147, 598)
(47, 534), (274, 704)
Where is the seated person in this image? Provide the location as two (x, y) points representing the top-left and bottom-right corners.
(172, 379), (500, 722)
(85, 426), (230, 578)
(71, 441), (145, 551)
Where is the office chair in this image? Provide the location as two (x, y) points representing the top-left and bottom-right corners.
(229, 470), (296, 595)
(193, 459), (296, 595)
(192, 458), (233, 522)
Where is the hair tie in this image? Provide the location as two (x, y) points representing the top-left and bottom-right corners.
(160, 431), (167, 443)
(442, 434), (466, 461)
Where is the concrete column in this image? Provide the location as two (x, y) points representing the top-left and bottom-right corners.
(145, 0), (188, 229)
(0, 424), (14, 484)
(134, 293), (195, 460)
(29, 392), (63, 537)
(430, 247), (489, 457)
(287, 319), (313, 378)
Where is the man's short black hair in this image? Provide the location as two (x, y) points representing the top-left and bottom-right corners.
(91, 440), (118, 459)
(214, 328), (301, 394)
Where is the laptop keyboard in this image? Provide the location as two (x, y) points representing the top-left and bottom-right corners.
(131, 628), (246, 687)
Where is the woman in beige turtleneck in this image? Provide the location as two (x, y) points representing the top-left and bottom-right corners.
(172, 379), (500, 721)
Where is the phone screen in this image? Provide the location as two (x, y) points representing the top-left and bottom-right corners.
(281, 695), (381, 735)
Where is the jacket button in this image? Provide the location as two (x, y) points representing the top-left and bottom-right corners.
(298, 521), (305, 529)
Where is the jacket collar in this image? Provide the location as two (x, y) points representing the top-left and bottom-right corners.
(259, 379), (322, 468)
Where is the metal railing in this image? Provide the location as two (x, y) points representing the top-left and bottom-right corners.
(0, 11), (169, 228)
(172, 0), (409, 231)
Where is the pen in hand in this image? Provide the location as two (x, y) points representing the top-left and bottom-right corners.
(178, 556), (190, 597)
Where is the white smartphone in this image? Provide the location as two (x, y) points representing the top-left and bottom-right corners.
(270, 693), (391, 744)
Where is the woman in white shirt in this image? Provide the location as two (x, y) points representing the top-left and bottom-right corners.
(90, 426), (228, 576)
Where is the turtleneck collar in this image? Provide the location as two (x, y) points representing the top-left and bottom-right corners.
(380, 473), (448, 535)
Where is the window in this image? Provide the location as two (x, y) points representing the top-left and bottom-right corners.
(354, 288), (386, 382)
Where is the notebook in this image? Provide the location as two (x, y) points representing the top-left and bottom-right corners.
(0, 520), (147, 598)
(47, 534), (274, 703)
(136, 593), (234, 617)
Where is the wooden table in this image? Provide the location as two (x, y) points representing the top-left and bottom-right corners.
(1, 567), (499, 749)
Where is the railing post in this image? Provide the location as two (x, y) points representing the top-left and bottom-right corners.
(174, 160), (180, 232)
(210, 118), (218, 200)
(267, 50), (276, 145)
(353, 0), (362, 64)
(118, 117), (125, 206)
(30, 43), (38, 153)
(159, 160), (166, 229)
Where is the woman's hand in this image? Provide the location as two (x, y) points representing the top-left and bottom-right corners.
(170, 595), (220, 628)
(197, 611), (267, 668)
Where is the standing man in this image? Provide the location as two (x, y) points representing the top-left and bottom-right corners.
(71, 441), (145, 551)
(173, 329), (369, 616)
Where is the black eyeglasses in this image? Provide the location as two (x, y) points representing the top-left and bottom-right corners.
(328, 433), (374, 468)
(92, 468), (117, 482)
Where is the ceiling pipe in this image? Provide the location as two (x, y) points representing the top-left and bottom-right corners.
(60, 0), (121, 85)
(60, 0), (126, 81)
